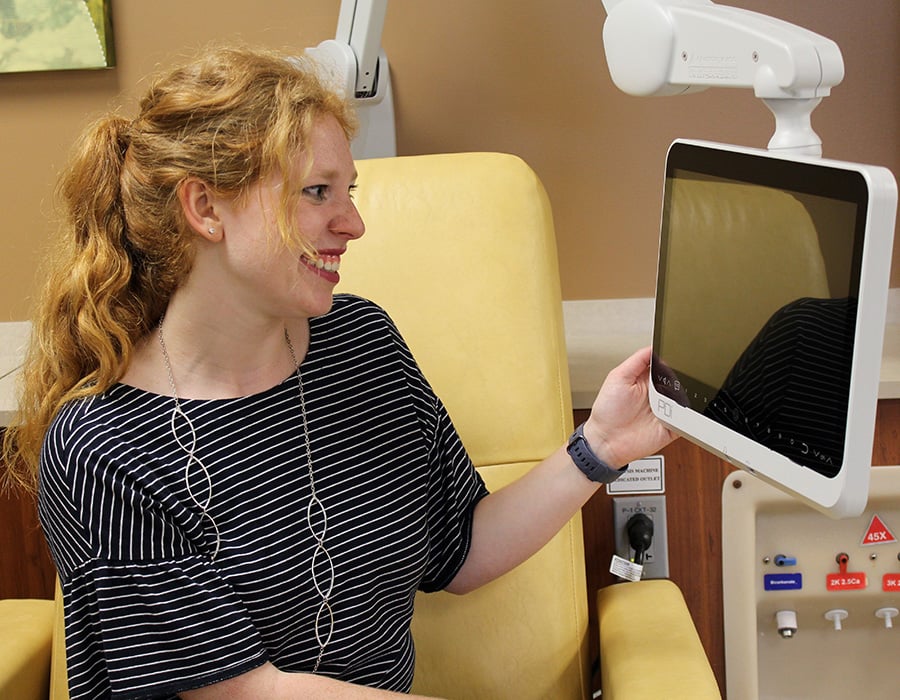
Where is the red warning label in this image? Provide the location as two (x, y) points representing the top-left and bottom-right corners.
(884, 574), (900, 592)
(861, 514), (897, 546)
(826, 572), (867, 591)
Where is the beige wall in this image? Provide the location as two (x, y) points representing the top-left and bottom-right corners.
(0, 0), (897, 320)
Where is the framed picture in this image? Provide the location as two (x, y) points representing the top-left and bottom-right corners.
(0, 0), (115, 74)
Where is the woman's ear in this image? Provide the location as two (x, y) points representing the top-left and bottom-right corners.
(177, 177), (224, 241)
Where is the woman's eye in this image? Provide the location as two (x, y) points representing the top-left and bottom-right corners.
(303, 185), (329, 202)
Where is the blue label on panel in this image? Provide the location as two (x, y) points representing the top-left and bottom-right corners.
(764, 573), (803, 591)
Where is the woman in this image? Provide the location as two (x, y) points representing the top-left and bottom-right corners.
(3, 46), (673, 699)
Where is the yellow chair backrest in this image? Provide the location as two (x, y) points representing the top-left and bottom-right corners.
(340, 152), (588, 699)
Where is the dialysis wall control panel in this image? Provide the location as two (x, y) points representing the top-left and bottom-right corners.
(723, 467), (900, 700)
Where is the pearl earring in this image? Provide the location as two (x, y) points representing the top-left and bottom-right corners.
(208, 227), (216, 235)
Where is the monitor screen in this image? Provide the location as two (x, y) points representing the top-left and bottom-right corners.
(650, 140), (897, 517)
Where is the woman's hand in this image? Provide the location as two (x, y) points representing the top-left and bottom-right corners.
(583, 346), (676, 468)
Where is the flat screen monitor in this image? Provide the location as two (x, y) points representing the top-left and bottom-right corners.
(650, 139), (897, 517)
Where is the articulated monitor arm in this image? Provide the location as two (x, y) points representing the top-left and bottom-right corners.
(305, 0), (396, 159)
(601, 0), (845, 155)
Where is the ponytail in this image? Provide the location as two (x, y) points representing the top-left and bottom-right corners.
(2, 116), (163, 492)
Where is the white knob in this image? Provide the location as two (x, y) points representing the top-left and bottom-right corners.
(824, 608), (848, 631)
(775, 609), (798, 638)
(875, 607), (899, 629)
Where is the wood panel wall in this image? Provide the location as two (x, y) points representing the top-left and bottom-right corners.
(0, 472), (55, 600)
(3, 401), (899, 695)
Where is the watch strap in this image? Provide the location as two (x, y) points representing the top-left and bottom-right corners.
(566, 422), (628, 484)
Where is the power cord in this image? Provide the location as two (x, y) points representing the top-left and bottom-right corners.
(626, 513), (654, 566)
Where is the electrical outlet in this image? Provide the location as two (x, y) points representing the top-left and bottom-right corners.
(612, 495), (669, 579)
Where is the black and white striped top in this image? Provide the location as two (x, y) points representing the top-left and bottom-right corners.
(39, 295), (488, 699)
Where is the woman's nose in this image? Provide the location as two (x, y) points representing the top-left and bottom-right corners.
(334, 201), (366, 240)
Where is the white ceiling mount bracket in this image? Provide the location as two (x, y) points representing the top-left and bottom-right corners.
(600, 0), (844, 156)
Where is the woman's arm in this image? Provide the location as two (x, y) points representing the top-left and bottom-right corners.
(179, 662), (444, 699)
(447, 347), (674, 594)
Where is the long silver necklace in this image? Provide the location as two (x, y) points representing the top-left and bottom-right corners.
(157, 318), (335, 672)
(285, 327), (335, 673)
(158, 318), (221, 561)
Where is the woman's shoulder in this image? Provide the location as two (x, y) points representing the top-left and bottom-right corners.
(46, 384), (167, 451)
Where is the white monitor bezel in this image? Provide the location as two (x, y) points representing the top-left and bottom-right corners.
(649, 139), (897, 518)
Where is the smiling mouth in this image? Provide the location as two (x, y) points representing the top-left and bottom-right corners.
(301, 253), (341, 277)
(305, 254), (340, 272)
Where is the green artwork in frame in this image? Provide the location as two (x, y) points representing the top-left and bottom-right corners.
(0, 0), (115, 73)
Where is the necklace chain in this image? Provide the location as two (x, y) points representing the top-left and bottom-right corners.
(285, 327), (335, 672)
(158, 318), (221, 561)
(157, 318), (334, 672)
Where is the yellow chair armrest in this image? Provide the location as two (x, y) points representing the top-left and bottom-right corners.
(597, 579), (721, 700)
(0, 598), (55, 700)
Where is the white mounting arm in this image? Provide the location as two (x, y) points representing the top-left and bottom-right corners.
(601, 0), (845, 156)
(306, 0), (396, 159)
(334, 0), (388, 99)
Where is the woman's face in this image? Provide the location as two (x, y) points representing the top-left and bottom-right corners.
(210, 114), (365, 322)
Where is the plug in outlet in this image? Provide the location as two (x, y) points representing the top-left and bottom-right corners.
(612, 495), (669, 579)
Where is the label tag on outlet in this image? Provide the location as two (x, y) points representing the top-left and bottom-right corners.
(609, 554), (643, 582)
(606, 455), (665, 494)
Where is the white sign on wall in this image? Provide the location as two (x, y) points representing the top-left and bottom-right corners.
(606, 455), (665, 494)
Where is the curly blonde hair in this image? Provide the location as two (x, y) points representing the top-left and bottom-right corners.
(3, 46), (356, 492)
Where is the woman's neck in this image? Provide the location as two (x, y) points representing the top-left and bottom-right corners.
(123, 300), (311, 400)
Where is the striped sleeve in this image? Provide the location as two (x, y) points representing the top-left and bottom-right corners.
(65, 559), (266, 699)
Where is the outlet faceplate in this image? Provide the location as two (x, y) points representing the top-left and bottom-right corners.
(612, 495), (669, 579)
